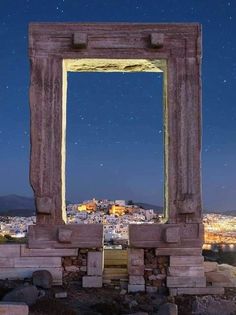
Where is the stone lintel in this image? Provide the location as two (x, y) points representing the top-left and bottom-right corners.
(29, 23), (201, 59)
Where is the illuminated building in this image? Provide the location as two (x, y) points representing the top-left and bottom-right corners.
(109, 205), (127, 216)
(77, 201), (97, 213)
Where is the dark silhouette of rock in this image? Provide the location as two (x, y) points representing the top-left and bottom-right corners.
(2, 285), (44, 306)
(32, 270), (53, 289)
(157, 303), (178, 315)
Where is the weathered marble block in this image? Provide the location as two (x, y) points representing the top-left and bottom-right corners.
(165, 227), (180, 243)
(129, 276), (145, 285)
(58, 228), (72, 243)
(87, 251), (103, 276)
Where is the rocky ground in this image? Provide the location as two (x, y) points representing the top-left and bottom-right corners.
(1, 279), (236, 315)
(26, 285), (236, 315)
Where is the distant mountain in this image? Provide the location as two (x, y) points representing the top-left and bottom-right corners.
(0, 195), (35, 217)
(0, 194), (235, 217)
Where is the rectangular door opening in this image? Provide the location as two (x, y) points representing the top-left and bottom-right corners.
(65, 68), (165, 248)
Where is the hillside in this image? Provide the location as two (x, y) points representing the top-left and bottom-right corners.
(0, 195), (35, 216)
(133, 202), (163, 213)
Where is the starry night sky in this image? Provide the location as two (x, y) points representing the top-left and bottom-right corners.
(0, 1), (235, 211)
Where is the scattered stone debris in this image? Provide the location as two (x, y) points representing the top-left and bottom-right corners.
(157, 302), (178, 315)
(2, 285), (44, 306)
(192, 295), (236, 315)
(0, 278), (235, 314)
(54, 291), (67, 299)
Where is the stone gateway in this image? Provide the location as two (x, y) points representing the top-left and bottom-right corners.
(1, 23), (221, 296)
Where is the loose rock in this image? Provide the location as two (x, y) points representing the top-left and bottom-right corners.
(157, 302), (178, 315)
(192, 295), (236, 315)
(2, 285), (44, 306)
(32, 270), (53, 289)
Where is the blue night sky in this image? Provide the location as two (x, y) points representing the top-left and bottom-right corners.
(0, 1), (236, 211)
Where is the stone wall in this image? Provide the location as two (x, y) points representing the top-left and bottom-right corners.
(62, 249), (103, 288)
(0, 244), (103, 288)
(0, 244), (231, 295)
(0, 244), (64, 285)
(127, 247), (228, 296)
(144, 249), (168, 294)
(128, 248), (168, 293)
(62, 249), (87, 285)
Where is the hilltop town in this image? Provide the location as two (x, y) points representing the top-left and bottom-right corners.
(0, 198), (235, 248)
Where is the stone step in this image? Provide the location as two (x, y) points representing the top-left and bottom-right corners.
(103, 266), (128, 280)
(103, 274), (128, 280)
(104, 249), (127, 260)
(103, 268), (128, 274)
(104, 259), (127, 266)
(167, 276), (206, 288)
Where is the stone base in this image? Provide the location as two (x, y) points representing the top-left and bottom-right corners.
(0, 244), (63, 285)
(0, 244), (102, 288)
